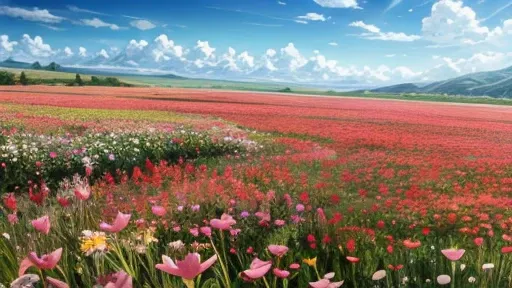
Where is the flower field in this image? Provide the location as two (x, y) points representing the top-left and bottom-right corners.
(1, 86), (512, 287)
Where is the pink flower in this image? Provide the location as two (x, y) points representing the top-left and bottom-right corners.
(100, 212), (131, 233)
(230, 229), (241, 236)
(19, 248), (63, 276)
(49, 152), (57, 159)
(156, 253), (217, 280)
(151, 206), (166, 217)
(210, 214), (236, 230)
(200, 226), (212, 237)
(441, 249), (465, 261)
(8, 213), (19, 224)
(74, 183), (91, 201)
(289, 263), (301, 270)
(255, 211), (271, 222)
(241, 258), (272, 281)
(309, 273), (344, 288)
(104, 270), (133, 288)
(268, 245), (289, 257)
(273, 268), (290, 279)
(274, 219), (285, 226)
(46, 277), (69, 288)
(403, 239), (421, 249)
(296, 204), (305, 212)
(31, 216), (50, 235)
(474, 237), (484, 246)
(190, 227), (199, 237)
(346, 256), (360, 263)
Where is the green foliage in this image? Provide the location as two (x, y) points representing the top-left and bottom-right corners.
(0, 71), (15, 85)
(75, 73), (83, 86)
(19, 71), (28, 85)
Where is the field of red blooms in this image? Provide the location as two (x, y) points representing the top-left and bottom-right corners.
(2, 85), (512, 287)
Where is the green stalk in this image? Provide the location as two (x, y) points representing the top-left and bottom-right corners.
(209, 238), (231, 288)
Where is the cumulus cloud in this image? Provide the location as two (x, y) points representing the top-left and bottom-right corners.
(127, 39), (149, 51)
(297, 13), (326, 22)
(130, 19), (156, 30)
(0, 6), (64, 23)
(64, 46), (73, 57)
(280, 43), (308, 71)
(195, 40), (216, 60)
(433, 51), (512, 76)
(421, 0), (511, 46)
(21, 34), (55, 57)
(81, 18), (120, 30)
(79, 47), (87, 57)
(97, 49), (109, 59)
(313, 0), (361, 9)
(0, 35), (18, 52)
(152, 34), (185, 62)
(349, 21), (421, 41)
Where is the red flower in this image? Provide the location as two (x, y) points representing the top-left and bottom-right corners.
(2, 193), (17, 211)
(328, 212), (343, 225)
(388, 264), (403, 271)
(299, 192), (309, 204)
(501, 247), (512, 254)
(403, 239), (421, 249)
(422, 227), (431, 236)
(346, 256), (360, 263)
(376, 220), (385, 229)
(309, 243), (317, 249)
(322, 235), (332, 244)
(387, 245), (394, 254)
(57, 197), (71, 207)
(307, 234), (316, 243)
(447, 213), (457, 224)
(474, 237), (484, 247)
(330, 194), (340, 204)
(346, 239), (356, 253)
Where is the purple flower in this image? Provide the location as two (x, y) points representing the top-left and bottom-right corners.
(191, 205), (200, 212)
(108, 154), (115, 161)
(296, 204), (305, 212)
(240, 211), (250, 218)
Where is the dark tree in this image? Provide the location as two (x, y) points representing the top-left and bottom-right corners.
(0, 71), (15, 85)
(19, 71), (28, 85)
(75, 73), (83, 86)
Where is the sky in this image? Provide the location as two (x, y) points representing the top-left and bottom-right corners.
(0, 0), (512, 86)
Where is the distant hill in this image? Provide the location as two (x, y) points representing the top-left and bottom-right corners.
(368, 65), (512, 98)
(0, 58), (32, 69)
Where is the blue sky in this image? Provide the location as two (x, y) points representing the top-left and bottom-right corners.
(0, 0), (512, 85)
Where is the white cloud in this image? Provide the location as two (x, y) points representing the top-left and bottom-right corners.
(152, 34), (185, 62)
(278, 1), (287, 5)
(130, 19), (156, 31)
(385, 0), (403, 12)
(313, 0), (361, 9)
(421, 0), (510, 45)
(385, 54), (396, 57)
(39, 24), (66, 31)
(238, 51), (255, 68)
(266, 49), (277, 57)
(64, 46), (73, 57)
(21, 34), (55, 57)
(81, 18), (120, 30)
(350, 21), (421, 41)
(328, 42), (338, 46)
(79, 47), (87, 57)
(127, 39), (149, 51)
(0, 35), (17, 52)
(297, 13), (326, 22)
(295, 20), (308, 24)
(97, 49), (109, 59)
(0, 6), (63, 23)
(280, 43), (308, 71)
(195, 40), (216, 59)
(67, 5), (107, 16)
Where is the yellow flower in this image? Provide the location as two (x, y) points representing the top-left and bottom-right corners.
(80, 230), (107, 256)
(303, 257), (317, 267)
(136, 229), (158, 245)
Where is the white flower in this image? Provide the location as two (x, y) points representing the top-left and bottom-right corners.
(168, 240), (185, 251)
(437, 275), (451, 285)
(2, 233), (10, 240)
(468, 276), (476, 283)
(482, 263), (494, 270)
(402, 276), (409, 284)
(460, 264), (466, 271)
(426, 279), (431, 283)
(372, 270), (386, 281)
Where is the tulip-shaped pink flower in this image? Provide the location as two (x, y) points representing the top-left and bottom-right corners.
(104, 271), (133, 288)
(151, 206), (166, 217)
(31, 216), (50, 235)
(46, 277), (69, 288)
(309, 272), (344, 288)
(441, 249), (465, 261)
(19, 248), (63, 276)
(273, 268), (290, 278)
(210, 213), (236, 230)
(156, 253), (218, 280)
(74, 183), (91, 201)
(100, 212), (131, 233)
(240, 258), (272, 281)
(268, 245), (289, 257)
